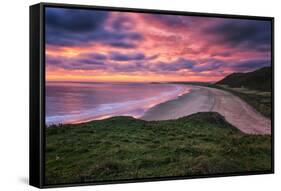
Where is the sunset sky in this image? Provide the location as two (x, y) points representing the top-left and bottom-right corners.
(45, 7), (271, 82)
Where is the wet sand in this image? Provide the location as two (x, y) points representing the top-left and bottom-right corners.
(141, 86), (271, 134)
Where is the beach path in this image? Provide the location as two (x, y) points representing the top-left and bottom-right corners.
(141, 86), (271, 134)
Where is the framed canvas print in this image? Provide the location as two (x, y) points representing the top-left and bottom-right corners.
(30, 2), (274, 188)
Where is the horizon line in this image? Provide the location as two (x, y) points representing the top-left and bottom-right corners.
(45, 80), (217, 83)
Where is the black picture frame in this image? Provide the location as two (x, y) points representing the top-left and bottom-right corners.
(30, 2), (274, 188)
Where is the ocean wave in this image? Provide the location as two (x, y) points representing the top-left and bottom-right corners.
(46, 84), (192, 125)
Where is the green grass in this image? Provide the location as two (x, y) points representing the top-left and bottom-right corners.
(216, 67), (271, 92)
(45, 112), (271, 185)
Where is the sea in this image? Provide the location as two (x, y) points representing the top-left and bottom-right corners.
(46, 82), (192, 125)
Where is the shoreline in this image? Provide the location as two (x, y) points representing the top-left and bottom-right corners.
(47, 84), (271, 135)
(46, 83), (193, 126)
(141, 86), (271, 135)
(141, 87), (210, 121)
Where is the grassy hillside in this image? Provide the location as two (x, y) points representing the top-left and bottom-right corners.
(216, 67), (272, 92)
(45, 112), (271, 185)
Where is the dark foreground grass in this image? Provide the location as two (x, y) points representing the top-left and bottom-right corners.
(45, 112), (271, 185)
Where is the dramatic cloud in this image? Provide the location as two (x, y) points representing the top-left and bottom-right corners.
(82, 53), (107, 60)
(109, 52), (159, 62)
(46, 8), (108, 46)
(110, 15), (135, 31)
(45, 7), (272, 82)
(192, 59), (225, 72)
(46, 8), (143, 48)
(205, 19), (271, 51)
(230, 59), (271, 71)
(151, 58), (196, 72)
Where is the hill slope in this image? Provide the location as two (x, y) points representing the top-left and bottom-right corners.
(216, 67), (271, 91)
(45, 112), (271, 185)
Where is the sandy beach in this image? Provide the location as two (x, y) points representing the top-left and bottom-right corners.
(141, 86), (271, 135)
